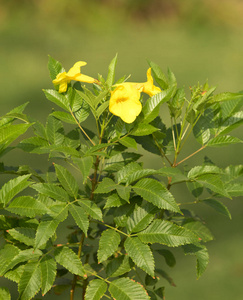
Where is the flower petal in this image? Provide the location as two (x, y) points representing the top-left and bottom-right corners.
(67, 61), (87, 77)
(142, 68), (161, 97)
(74, 73), (96, 83)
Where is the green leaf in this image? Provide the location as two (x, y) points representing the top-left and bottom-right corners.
(96, 100), (109, 118)
(4, 264), (25, 284)
(193, 110), (214, 145)
(182, 219), (214, 242)
(207, 135), (242, 147)
(156, 249), (176, 267)
(77, 200), (103, 221)
(126, 202), (158, 234)
(48, 55), (64, 81)
(148, 60), (168, 89)
(117, 162), (142, 184)
(218, 111), (243, 135)
(0, 287), (11, 300)
(183, 244), (209, 278)
(131, 123), (158, 136)
(85, 279), (107, 300)
(18, 136), (49, 153)
(143, 85), (176, 123)
(195, 174), (230, 198)
(98, 229), (121, 263)
(46, 115), (65, 145)
(226, 183), (243, 197)
(69, 203), (89, 236)
(0, 123), (32, 146)
(138, 219), (198, 247)
(188, 165), (222, 178)
(209, 92), (243, 104)
(32, 183), (69, 202)
(8, 227), (36, 246)
(54, 246), (85, 276)
(116, 185), (131, 202)
(6, 196), (48, 217)
(54, 164), (79, 198)
(40, 255), (57, 295)
(201, 198), (231, 219)
(43, 89), (70, 111)
(156, 268), (176, 286)
(133, 178), (181, 213)
(0, 244), (20, 276)
(124, 237), (155, 277)
(35, 204), (68, 248)
(109, 277), (150, 300)
(1, 248), (42, 275)
(0, 174), (31, 206)
(106, 255), (134, 278)
(119, 136), (137, 149)
(51, 111), (76, 124)
(104, 193), (127, 209)
(106, 53), (118, 87)
(73, 156), (93, 183)
(94, 178), (117, 194)
(18, 261), (41, 300)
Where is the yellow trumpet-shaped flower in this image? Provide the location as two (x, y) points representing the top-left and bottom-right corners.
(142, 68), (161, 97)
(53, 61), (96, 93)
(109, 83), (143, 124)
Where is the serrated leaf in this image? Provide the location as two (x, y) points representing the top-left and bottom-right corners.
(94, 178), (117, 194)
(133, 178), (181, 213)
(0, 175), (31, 206)
(48, 55), (64, 81)
(138, 219), (198, 247)
(0, 287), (10, 300)
(116, 185), (131, 202)
(85, 279), (107, 300)
(1, 248), (42, 275)
(0, 123), (32, 146)
(201, 198), (231, 219)
(207, 135), (242, 147)
(69, 203), (89, 236)
(148, 60), (168, 89)
(18, 136), (49, 153)
(106, 54), (118, 87)
(40, 255), (57, 295)
(0, 244), (20, 276)
(32, 183), (69, 202)
(98, 229), (121, 263)
(54, 246), (85, 276)
(77, 199), (103, 221)
(18, 262), (42, 300)
(54, 164), (79, 198)
(8, 227), (36, 246)
(226, 183), (243, 197)
(35, 204), (68, 248)
(126, 202), (158, 234)
(124, 237), (155, 277)
(188, 165), (222, 178)
(156, 249), (176, 267)
(46, 115), (65, 145)
(43, 89), (70, 111)
(131, 123), (158, 136)
(117, 162), (142, 184)
(104, 193), (127, 209)
(106, 255), (134, 278)
(51, 111), (76, 124)
(7, 196), (48, 217)
(73, 156), (93, 183)
(209, 92), (243, 104)
(195, 174), (230, 198)
(119, 136), (137, 149)
(217, 111), (243, 135)
(182, 219), (214, 242)
(109, 277), (150, 300)
(183, 244), (209, 278)
(4, 264), (25, 283)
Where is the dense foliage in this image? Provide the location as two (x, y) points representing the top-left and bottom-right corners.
(0, 56), (242, 299)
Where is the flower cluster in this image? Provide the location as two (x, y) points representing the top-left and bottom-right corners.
(53, 61), (161, 123)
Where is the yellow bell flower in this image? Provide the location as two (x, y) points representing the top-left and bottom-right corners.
(53, 61), (96, 93)
(142, 68), (161, 97)
(109, 83), (143, 124)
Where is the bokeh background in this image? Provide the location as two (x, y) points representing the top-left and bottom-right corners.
(1, 0), (243, 299)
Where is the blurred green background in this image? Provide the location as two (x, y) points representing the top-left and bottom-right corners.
(1, 0), (243, 299)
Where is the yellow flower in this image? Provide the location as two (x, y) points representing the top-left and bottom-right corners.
(142, 68), (161, 97)
(53, 61), (96, 93)
(109, 83), (143, 123)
